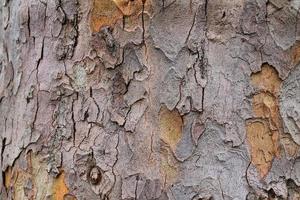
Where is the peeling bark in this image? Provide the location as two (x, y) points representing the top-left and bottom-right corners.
(1, 0), (300, 199)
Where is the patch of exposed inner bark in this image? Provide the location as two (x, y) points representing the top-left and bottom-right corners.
(281, 135), (300, 158)
(159, 146), (179, 188)
(52, 172), (70, 200)
(158, 106), (182, 187)
(4, 166), (12, 189)
(289, 40), (300, 66)
(250, 64), (281, 94)
(113, 0), (144, 16)
(90, 0), (150, 32)
(4, 152), (72, 199)
(247, 64), (282, 178)
(159, 106), (183, 152)
(90, 0), (123, 32)
(246, 120), (279, 178)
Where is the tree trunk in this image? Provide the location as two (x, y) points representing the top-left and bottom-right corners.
(1, 0), (300, 199)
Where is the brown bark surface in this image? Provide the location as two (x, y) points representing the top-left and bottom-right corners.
(1, 0), (300, 199)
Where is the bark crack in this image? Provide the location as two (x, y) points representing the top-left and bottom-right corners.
(31, 37), (44, 139)
(185, 8), (197, 43)
(107, 132), (120, 199)
(218, 178), (225, 200)
(141, 0), (146, 45)
(27, 6), (31, 37)
(201, 87), (205, 112)
(192, 40), (207, 112)
(1, 138), (6, 165)
(90, 87), (101, 123)
(71, 92), (78, 146)
(134, 175), (139, 200)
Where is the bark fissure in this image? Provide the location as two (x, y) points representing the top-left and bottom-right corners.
(141, 0), (146, 44)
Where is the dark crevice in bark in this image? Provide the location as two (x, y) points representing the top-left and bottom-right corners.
(3, 44), (9, 63)
(31, 91), (39, 142)
(3, 6), (10, 30)
(2, 171), (6, 191)
(42, 2), (47, 30)
(78, 124), (92, 151)
(36, 37), (44, 79)
(89, 86), (93, 97)
(32, 37), (44, 136)
(71, 92), (78, 146)
(186, 10), (197, 44)
(202, 0), (209, 114)
(83, 109), (89, 121)
(89, 87), (101, 123)
(245, 158), (252, 189)
(27, 6), (31, 37)
(193, 50), (200, 83)
(201, 87), (205, 112)
(122, 15), (126, 30)
(148, 131), (154, 159)
(134, 175), (139, 200)
(204, 0), (208, 19)
(1, 138), (6, 165)
(141, 0), (146, 45)
(200, 42), (206, 79)
(71, 14), (79, 57)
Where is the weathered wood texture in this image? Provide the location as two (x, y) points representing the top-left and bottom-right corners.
(1, 0), (300, 199)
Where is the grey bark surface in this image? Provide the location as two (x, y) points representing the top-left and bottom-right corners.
(1, 0), (300, 199)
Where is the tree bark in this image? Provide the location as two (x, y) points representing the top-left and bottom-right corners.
(1, 0), (300, 199)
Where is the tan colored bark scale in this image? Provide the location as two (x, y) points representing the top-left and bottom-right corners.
(247, 64), (282, 178)
(158, 106), (182, 186)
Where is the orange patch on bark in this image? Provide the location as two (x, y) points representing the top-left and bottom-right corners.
(113, 0), (144, 16)
(251, 64), (282, 94)
(159, 106), (183, 152)
(246, 120), (279, 177)
(90, 0), (151, 32)
(5, 152), (74, 199)
(52, 172), (69, 200)
(4, 167), (12, 189)
(158, 106), (182, 187)
(289, 41), (300, 66)
(90, 0), (123, 32)
(159, 146), (179, 187)
(252, 92), (282, 131)
(247, 64), (283, 178)
(281, 136), (300, 158)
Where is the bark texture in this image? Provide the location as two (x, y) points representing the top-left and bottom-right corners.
(1, 0), (300, 199)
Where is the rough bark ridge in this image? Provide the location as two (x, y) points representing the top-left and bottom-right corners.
(1, 0), (300, 199)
